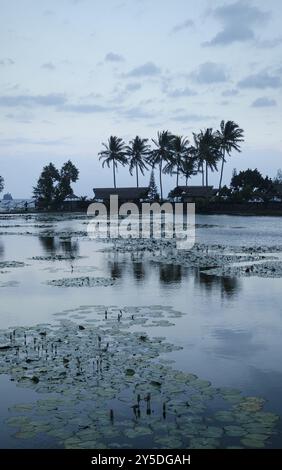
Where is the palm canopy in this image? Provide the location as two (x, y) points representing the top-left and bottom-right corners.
(217, 120), (244, 189)
(163, 135), (190, 186)
(99, 136), (127, 188)
(193, 129), (221, 186)
(179, 154), (198, 186)
(148, 131), (175, 199)
(126, 136), (150, 187)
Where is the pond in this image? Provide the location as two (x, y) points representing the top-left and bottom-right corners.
(0, 213), (282, 449)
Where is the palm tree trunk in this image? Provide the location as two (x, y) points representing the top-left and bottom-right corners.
(176, 157), (180, 187)
(159, 160), (163, 200)
(185, 175), (188, 186)
(219, 149), (225, 190)
(206, 162), (208, 187)
(113, 162), (116, 188)
(202, 163), (204, 186)
(136, 165), (139, 188)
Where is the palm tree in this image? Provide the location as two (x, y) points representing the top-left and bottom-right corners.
(99, 136), (127, 188)
(163, 135), (190, 187)
(179, 153), (198, 186)
(217, 120), (244, 190)
(194, 129), (221, 187)
(126, 136), (150, 187)
(148, 131), (174, 200)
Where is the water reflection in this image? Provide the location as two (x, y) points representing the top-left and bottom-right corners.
(159, 264), (185, 284)
(0, 240), (4, 259)
(38, 235), (79, 257)
(195, 271), (241, 298)
(106, 253), (190, 285)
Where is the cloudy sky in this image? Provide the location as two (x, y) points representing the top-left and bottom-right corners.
(0, 0), (281, 198)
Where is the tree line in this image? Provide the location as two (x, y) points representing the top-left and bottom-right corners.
(98, 120), (245, 199)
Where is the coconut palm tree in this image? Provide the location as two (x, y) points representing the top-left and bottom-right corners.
(163, 135), (190, 187)
(217, 120), (244, 190)
(194, 129), (221, 187)
(99, 136), (127, 188)
(126, 136), (150, 187)
(179, 153), (198, 186)
(148, 131), (174, 200)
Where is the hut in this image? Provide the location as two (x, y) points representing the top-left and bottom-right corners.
(93, 187), (150, 204)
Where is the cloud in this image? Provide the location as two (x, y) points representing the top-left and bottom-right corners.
(171, 19), (194, 34)
(191, 62), (228, 84)
(166, 87), (197, 98)
(172, 113), (216, 122)
(238, 71), (282, 89)
(0, 94), (67, 108)
(256, 37), (282, 48)
(0, 137), (68, 146)
(125, 62), (161, 77)
(252, 97), (277, 108)
(43, 10), (55, 17)
(222, 89), (239, 97)
(125, 83), (141, 92)
(105, 52), (125, 63)
(121, 106), (156, 120)
(41, 62), (56, 71)
(204, 1), (270, 46)
(60, 104), (110, 113)
(0, 58), (15, 66)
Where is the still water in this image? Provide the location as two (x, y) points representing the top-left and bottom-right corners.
(0, 213), (282, 448)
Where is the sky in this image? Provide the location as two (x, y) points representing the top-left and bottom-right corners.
(0, 0), (281, 198)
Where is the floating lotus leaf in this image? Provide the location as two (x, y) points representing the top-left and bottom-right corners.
(189, 437), (219, 449)
(241, 434), (269, 448)
(154, 436), (183, 448)
(124, 427), (153, 439)
(214, 411), (234, 423)
(224, 425), (247, 437)
(237, 397), (265, 413)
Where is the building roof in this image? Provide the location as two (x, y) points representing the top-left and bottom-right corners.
(172, 186), (217, 198)
(93, 187), (150, 200)
(64, 194), (79, 201)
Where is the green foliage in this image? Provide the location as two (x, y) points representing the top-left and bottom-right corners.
(99, 136), (127, 188)
(217, 121), (245, 190)
(33, 161), (79, 209)
(55, 160), (79, 203)
(0, 175), (4, 194)
(148, 131), (174, 199)
(224, 169), (274, 203)
(148, 170), (159, 200)
(193, 129), (222, 186)
(126, 136), (150, 187)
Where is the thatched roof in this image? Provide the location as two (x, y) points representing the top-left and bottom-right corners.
(171, 186), (217, 199)
(93, 187), (150, 201)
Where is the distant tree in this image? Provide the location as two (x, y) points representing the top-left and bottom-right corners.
(274, 169), (282, 184)
(33, 161), (79, 209)
(230, 168), (273, 202)
(193, 129), (221, 187)
(99, 136), (127, 188)
(126, 136), (150, 187)
(0, 175), (4, 194)
(217, 120), (244, 190)
(163, 135), (190, 187)
(148, 131), (174, 200)
(147, 170), (159, 200)
(179, 154), (197, 186)
(55, 160), (79, 203)
(33, 163), (60, 208)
